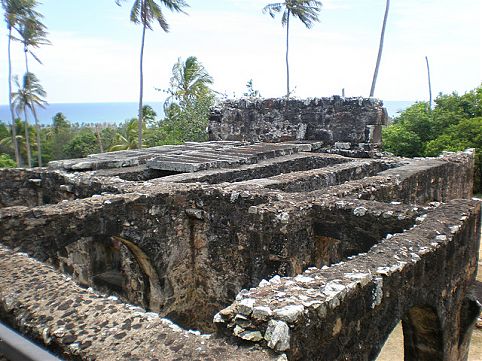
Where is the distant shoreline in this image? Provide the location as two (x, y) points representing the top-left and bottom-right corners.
(0, 100), (415, 126)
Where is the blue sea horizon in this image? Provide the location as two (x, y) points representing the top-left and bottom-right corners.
(0, 100), (415, 126)
(0, 102), (166, 126)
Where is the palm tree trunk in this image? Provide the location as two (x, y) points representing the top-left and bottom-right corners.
(138, 23), (146, 149)
(23, 109), (32, 168)
(23, 46), (36, 167)
(369, 0), (390, 97)
(31, 106), (42, 166)
(24, 46), (29, 74)
(285, 10), (290, 98)
(425, 56), (432, 111)
(7, 28), (20, 166)
(95, 125), (104, 153)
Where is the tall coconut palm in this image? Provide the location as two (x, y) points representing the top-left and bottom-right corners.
(1, 0), (37, 166)
(369, 0), (390, 97)
(263, 0), (322, 98)
(116, 0), (188, 150)
(12, 72), (46, 167)
(15, 13), (49, 166)
(162, 56), (213, 110)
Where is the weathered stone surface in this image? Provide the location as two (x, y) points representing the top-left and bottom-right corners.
(0, 245), (277, 361)
(218, 200), (481, 361)
(208, 97), (387, 146)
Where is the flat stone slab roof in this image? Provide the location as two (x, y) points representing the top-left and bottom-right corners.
(48, 141), (320, 173)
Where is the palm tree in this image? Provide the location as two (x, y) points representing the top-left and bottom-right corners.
(369, 0), (390, 97)
(15, 13), (49, 166)
(12, 72), (46, 167)
(116, 0), (188, 150)
(162, 56), (213, 110)
(263, 0), (322, 98)
(109, 118), (146, 151)
(24, 72), (47, 165)
(1, 0), (37, 166)
(0, 118), (32, 165)
(10, 0), (51, 167)
(15, 13), (49, 71)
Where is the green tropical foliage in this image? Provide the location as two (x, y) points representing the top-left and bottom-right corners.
(383, 85), (482, 192)
(244, 79), (262, 98)
(146, 56), (214, 146)
(163, 56), (213, 109)
(0, 153), (16, 168)
(263, 0), (322, 97)
(115, 0), (188, 149)
(0, 118), (35, 166)
(109, 118), (147, 151)
(63, 129), (99, 159)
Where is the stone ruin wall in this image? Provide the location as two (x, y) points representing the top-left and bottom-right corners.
(208, 97), (388, 149)
(0, 97), (480, 361)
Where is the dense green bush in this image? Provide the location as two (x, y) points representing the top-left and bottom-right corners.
(0, 153), (16, 168)
(382, 85), (482, 192)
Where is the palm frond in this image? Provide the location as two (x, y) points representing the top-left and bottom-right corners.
(263, 0), (322, 28)
(121, 0), (188, 30)
(262, 3), (283, 18)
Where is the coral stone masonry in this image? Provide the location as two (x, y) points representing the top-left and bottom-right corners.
(0, 97), (480, 361)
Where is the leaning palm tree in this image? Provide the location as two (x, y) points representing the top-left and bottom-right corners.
(369, 0), (390, 97)
(14, 11), (50, 71)
(12, 72), (46, 167)
(13, 7), (49, 166)
(162, 56), (213, 110)
(24, 72), (47, 165)
(12, 75), (32, 167)
(116, 0), (188, 150)
(1, 0), (37, 166)
(263, 0), (322, 98)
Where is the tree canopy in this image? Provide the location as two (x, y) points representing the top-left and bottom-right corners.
(383, 85), (482, 192)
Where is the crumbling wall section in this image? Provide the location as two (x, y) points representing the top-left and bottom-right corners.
(208, 97), (387, 146)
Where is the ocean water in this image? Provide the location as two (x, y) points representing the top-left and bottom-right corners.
(0, 100), (414, 126)
(383, 100), (416, 118)
(0, 102), (166, 126)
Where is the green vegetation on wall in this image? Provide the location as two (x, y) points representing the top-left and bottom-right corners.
(383, 85), (482, 192)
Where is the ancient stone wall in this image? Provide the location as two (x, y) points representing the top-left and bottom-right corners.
(208, 97), (388, 147)
(216, 200), (481, 361)
(0, 140), (479, 360)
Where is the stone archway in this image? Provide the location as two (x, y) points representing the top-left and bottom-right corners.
(402, 305), (444, 361)
(111, 236), (164, 312)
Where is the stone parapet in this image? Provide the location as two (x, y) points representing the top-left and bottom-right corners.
(208, 97), (388, 147)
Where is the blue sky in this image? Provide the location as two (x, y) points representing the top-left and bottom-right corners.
(1, 0), (480, 104)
